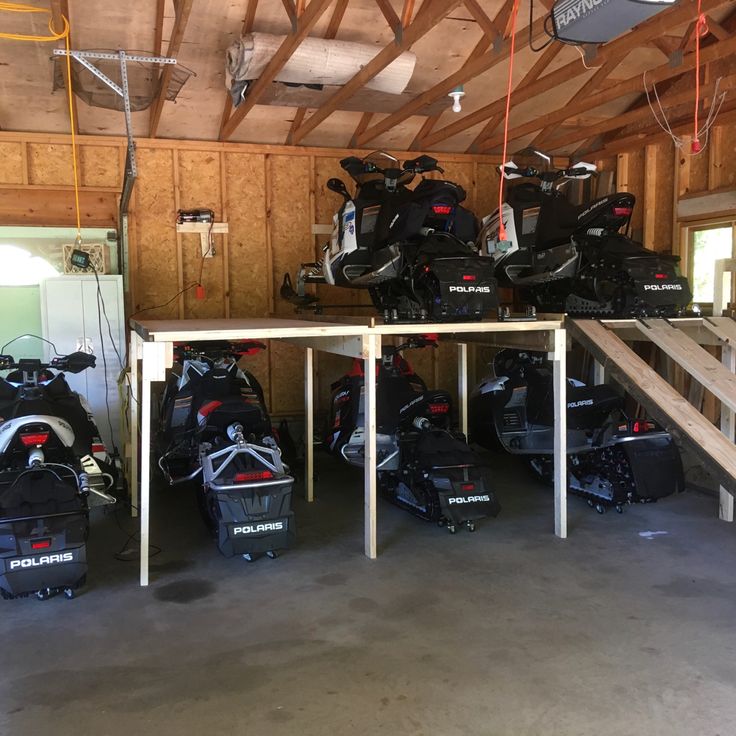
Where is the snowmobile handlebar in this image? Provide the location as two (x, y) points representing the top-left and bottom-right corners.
(173, 340), (266, 363)
(391, 336), (439, 354)
(500, 163), (596, 182)
(0, 351), (96, 374)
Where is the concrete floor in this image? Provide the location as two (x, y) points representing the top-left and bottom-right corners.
(2, 452), (736, 736)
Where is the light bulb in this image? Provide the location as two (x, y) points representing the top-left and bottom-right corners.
(448, 86), (465, 114)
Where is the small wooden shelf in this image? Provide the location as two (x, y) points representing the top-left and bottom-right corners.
(176, 221), (229, 257)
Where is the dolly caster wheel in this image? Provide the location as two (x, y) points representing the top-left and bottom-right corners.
(36, 588), (52, 601)
(447, 524), (457, 534)
(595, 503), (605, 514)
(266, 550), (278, 559)
(64, 587), (75, 600)
(615, 505), (624, 514)
(587, 499), (594, 508)
(437, 518), (446, 528)
(466, 521), (476, 533)
(242, 553), (254, 562)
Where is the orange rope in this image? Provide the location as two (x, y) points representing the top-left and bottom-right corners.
(497, 0), (521, 242)
(692, 0), (708, 153)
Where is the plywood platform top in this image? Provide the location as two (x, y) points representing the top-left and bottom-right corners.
(132, 315), (564, 342)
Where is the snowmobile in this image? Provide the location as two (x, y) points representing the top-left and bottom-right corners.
(158, 341), (294, 560)
(477, 148), (691, 317)
(281, 151), (499, 323)
(469, 349), (684, 513)
(0, 345), (116, 600)
(325, 336), (500, 532)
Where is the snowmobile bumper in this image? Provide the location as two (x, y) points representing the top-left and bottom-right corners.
(200, 442), (296, 558)
(422, 258), (499, 322)
(0, 510), (87, 599)
(431, 473), (501, 525)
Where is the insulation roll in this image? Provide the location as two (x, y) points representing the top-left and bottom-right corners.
(226, 32), (416, 95)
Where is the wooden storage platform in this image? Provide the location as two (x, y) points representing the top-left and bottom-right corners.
(129, 316), (567, 587)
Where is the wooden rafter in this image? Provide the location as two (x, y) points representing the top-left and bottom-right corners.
(349, 112), (374, 148)
(360, 0), (733, 150)
(480, 32), (736, 153)
(281, 0), (298, 32)
(375, 0), (402, 38)
(148, 0), (194, 138)
(401, 0), (416, 29)
(290, 0), (465, 146)
(421, 37), (563, 150)
(153, 0), (165, 56)
(355, 2), (546, 147)
(463, 0), (503, 43)
(50, 0), (78, 135)
(286, 0), (349, 145)
(467, 112), (504, 153)
(545, 74), (736, 152)
(220, 0), (334, 141)
(530, 58), (618, 149)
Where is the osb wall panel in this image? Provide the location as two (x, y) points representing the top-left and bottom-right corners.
(130, 147), (179, 319)
(717, 124), (736, 189)
(177, 150), (224, 318)
(27, 143), (74, 186)
(0, 142), (24, 184)
(80, 146), (121, 188)
(224, 152), (269, 318)
(474, 163), (500, 220)
(270, 154), (312, 316)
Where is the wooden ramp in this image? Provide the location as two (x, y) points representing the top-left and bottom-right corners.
(568, 318), (736, 505)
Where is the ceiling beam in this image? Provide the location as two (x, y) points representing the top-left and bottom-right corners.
(286, 0), (349, 145)
(148, 0), (194, 138)
(50, 0), (78, 135)
(544, 74), (736, 152)
(401, 0), (416, 29)
(375, 0), (402, 39)
(463, 0), (503, 43)
(420, 35), (563, 150)
(364, 0), (734, 151)
(154, 0), (166, 56)
(467, 112), (504, 153)
(583, 98), (736, 159)
(349, 112), (374, 148)
(281, 0), (298, 32)
(478, 31), (736, 152)
(290, 0), (464, 146)
(220, 0), (334, 141)
(355, 0), (546, 147)
(529, 58), (618, 148)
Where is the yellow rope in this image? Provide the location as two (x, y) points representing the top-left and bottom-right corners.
(0, 2), (81, 239)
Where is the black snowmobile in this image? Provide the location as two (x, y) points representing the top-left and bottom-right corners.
(477, 148), (691, 317)
(281, 151), (499, 323)
(469, 349), (684, 513)
(326, 336), (500, 532)
(0, 346), (116, 600)
(158, 341), (294, 560)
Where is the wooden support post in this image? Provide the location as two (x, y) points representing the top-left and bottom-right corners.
(713, 258), (736, 317)
(593, 359), (606, 385)
(304, 346), (314, 502)
(139, 340), (171, 586)
(553, 328), (567, 539)
(364, 333), (378, 559)
(458, 342), (468, 437)
(720, 343), (735, 521)
(128, 330), (141, 517)
(643, 145), (657, 250)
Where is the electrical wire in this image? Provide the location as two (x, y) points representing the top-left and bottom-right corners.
(497, 0), (521, 242)
(529, 0), (554, 53)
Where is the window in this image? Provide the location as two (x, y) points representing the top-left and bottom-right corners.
(0, 245), (59, 286)
(687, 219), (736, 306)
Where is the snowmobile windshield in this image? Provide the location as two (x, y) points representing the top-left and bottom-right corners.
(345, 151), (415, 188)
(512, 148), (552, 174)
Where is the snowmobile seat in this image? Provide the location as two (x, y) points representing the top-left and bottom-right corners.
(574, 192), (634, 231)
(526, 378), (621, 429)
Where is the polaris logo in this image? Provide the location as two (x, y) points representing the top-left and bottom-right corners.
(232, 521), (285, 536)
(9, 552), (73, 570)
(448, 285), (491, 293)
(568, 399), (594, 408)
(643, 283), (683, 291)
(448, 495), (490, 504)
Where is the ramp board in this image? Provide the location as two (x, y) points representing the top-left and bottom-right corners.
(568, 319), (736, 498)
